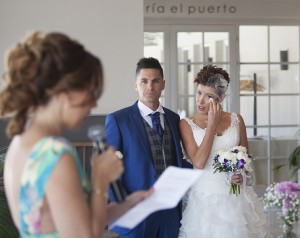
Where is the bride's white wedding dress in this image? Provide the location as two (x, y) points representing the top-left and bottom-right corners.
(178, 113), (270, 238)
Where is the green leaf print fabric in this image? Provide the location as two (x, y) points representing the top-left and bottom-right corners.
(19, 137), (90, 238)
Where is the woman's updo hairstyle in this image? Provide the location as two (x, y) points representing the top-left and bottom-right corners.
(194, 65), (230, 101)
(0, 31), (104, 138)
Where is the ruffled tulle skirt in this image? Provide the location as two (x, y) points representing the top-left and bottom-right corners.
(178, 170), (271, 238)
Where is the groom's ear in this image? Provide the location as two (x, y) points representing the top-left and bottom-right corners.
(134, 80), (138, 91)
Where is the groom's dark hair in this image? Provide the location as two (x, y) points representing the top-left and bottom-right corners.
(135, 57), (164, 79)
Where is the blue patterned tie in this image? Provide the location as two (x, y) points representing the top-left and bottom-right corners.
(149, 112), (163, 141)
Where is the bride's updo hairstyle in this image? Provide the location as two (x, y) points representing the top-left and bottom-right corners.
(194, 65), (230, 101)
(0, 31), (104, 138)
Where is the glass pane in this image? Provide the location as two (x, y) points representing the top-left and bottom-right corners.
(240, 26), (268, 62)
(248, 137), (269, 157)
(270, 133), (298, 158)
(271, 158), (294, 183)
(248, 136), (296, 158)
(271, 126), (299, 140)
(177, 61), (205, 116)
(192, 64), (202, 78)
(252, 159), (268, 186)
(241, 96), (269, 127)
(270, 64), (299, 94)
(270, 127), (299, 183)
(204, 32), (229, 63)
(144, 32), (164, 63)
(187, 96), (196, 117)
(178, 95), (185, 115)
(247, 128), (269, 139)
(178, 95), (196, 118)
(240, 64), (268, 93)
(178, 64), (197, 95)
(177, 32), (203, 63)
(270, 95), (299, 125)
(270, 26), (299, 62)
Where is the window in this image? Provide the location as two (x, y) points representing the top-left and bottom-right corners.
(144, 24), (300, 188)
(240, 26), (300, 186)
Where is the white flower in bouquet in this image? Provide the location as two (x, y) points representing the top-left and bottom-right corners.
(232, 146), (247, 153)
(221, 151), (236, 163)
(236, 151), (245, 160)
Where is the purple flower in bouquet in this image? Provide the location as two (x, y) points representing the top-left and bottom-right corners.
(237, 159), (246, 170)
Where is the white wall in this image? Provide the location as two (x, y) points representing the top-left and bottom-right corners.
(0, 0), (143, 115)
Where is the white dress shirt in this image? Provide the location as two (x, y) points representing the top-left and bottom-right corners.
(137, 100), (165, 129)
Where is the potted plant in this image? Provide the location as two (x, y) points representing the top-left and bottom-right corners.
(288, 146), (300, 178)
(271, 149), (299, 180)
(0, 147), (19, 238)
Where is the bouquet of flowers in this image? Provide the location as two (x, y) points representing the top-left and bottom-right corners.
(212, 145), (252, 195)
(264, 181), (300, 228)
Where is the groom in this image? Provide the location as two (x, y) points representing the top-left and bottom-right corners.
(105, 57), (191, 238)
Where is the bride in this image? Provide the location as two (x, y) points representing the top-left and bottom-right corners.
(178, 65), (270, 238)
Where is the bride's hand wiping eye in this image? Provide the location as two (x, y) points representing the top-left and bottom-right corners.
(208, 98), (222, 128)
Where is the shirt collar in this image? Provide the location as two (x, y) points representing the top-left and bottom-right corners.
(137, 100), (165, 117)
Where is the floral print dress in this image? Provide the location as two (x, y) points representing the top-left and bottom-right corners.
(19, 137), (90, 238)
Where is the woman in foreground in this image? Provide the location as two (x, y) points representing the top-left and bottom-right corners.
(0, 31), (152, 238)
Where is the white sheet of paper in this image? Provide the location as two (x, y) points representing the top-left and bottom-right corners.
(109, 166), (202, 229)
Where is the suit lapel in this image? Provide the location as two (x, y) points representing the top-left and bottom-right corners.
(129, 103), (152, 159)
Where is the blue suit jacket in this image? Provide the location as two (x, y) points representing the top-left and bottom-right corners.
(105, 101), (191, 237)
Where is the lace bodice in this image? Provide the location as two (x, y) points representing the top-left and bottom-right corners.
(184, 113), (240, 171)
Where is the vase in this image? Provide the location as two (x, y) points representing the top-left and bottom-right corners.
(277, 223), (296, 238)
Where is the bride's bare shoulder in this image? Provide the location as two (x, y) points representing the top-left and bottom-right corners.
(222, 111), (231, 121)
(180, 116), (192, 126)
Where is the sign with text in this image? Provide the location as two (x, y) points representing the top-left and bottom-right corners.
(144, 0), (300, 19)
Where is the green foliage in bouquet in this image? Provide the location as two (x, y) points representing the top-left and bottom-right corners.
(0, 147), (19, 238)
